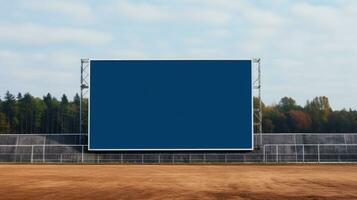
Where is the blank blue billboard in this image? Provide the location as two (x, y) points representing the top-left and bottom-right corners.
(89, 60), (253, 150)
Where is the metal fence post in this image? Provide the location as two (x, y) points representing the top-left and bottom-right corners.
(60, 154), (63, 164)
(43, 136), (46, 163)
(302, 145), (305, 163)
(15, 135), (19, 163)
(158, 154), (161, 164)
(344, 134), (348, 153)
(42, 145), (45, 163)
(295, 144), (298, 162)
(263, 145), (266, 163)
(31, 145), (34, 163)
(141, 154), (144, 164)
(318, 144), (320, 163)
(81, 145), (84, 163)
(276, 145), (278, 163)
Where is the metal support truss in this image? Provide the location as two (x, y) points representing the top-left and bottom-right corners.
(253, 58), (263, 149)
(80, 59), (89, 135)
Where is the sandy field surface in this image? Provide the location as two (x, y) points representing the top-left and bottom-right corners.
(0, 165), (356, 200)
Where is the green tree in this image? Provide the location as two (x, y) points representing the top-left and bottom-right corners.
(18, 93), (44, 133)
(0, 92), (356, 134)
(60, 94), (70, 133)
(288, 110), (311, 132)
(2, 91), (18, 133)
(0, 97), (9, 132)
(0, 112), (9, 132)
(304, 96), (332, 132)
(328, 110), (357, 133)
(278, 97), (301, 112)
(262, 106), (275, 133)
(42, 93), (61, 133)
(70, 93), (81, 133)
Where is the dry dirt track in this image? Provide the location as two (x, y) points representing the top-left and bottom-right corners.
(0, 165), (356, 200)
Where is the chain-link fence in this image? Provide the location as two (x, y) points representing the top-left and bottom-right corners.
(263, 144), (357, 163)
(1, 143), (357, 164)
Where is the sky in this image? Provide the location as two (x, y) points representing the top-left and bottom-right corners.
(0, 0), (356, 110)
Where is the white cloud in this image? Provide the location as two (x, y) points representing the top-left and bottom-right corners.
(0, 23), (111, 45)
(184, 9), (232, 25)
(104, 1), (169, 22)
(21, 0), (93, 21)
(103, 0), (231, 25)
(218, 1), (357, 109)
(291, 3), (339, 29)
(0, 50), (79, 98)
(106, 49), (150, 59)
(209, 29), (231, 38)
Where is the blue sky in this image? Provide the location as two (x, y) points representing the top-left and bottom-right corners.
(0, 0), (356, 109)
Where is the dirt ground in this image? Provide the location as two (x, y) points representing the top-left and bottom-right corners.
(0, 165), (356, 200)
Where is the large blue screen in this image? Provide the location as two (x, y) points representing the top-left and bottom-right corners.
(89, 60), (253, 150)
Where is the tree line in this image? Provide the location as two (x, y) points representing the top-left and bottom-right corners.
(0, 91), (356, 134)
(0, 91), (87, 134)
(257, 96), (357, 133)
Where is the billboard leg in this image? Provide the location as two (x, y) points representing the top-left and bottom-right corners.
(253, 58), (263, 149)
(80, 59), (89, 151)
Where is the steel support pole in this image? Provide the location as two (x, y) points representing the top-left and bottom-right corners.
(80, 59), (89, 136)
(253, 58), (262, 149)
(258, 60), (262, 147)
(80, 61), (83, 134)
